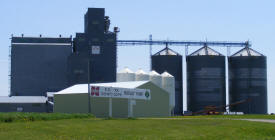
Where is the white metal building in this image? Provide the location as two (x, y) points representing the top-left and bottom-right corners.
(54, 81), (170, 118)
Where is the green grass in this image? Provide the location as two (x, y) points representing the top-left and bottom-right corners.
(0, 113), (95, 123)
(173, 114), (275, 120)
(0, 117), (274, 140)
(0, 113), (274, 139)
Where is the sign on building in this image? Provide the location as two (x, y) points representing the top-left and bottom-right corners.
(91, 46), (100, 54)
(90, 86), (151, 100)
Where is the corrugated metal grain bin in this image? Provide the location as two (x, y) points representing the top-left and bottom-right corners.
(149, 70), (162, 88)
(117, 67), (135, 82)
(161, 72), (175, 113)
(186, 46), (226, 112)
(151, 47), (183, 115)
(229, 47), (267, 114)
(135, 69), (149, 81)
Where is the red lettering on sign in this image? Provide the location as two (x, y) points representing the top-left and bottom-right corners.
(91, 86), (99, 96)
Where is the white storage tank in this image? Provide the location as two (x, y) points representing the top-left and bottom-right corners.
(135, 69), (149, 81)
(149, 70), (162, 88)
(161, 71), (175, 113)
(116, 67), (135, 82)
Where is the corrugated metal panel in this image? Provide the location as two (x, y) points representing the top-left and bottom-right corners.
(0, 96), (47, 103)
(229, 48), (267, 114)
(186, 47), (226, 112)
(151, 47), (183, 115)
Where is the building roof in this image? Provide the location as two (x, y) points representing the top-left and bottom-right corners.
(118, 67), (134, 74)
(47, 92), (56, 97)
(135, 69), (148, 75)
(149, 70), (160, 76)
(161, 71), (174, 77)
(189, 46), (223, 56)
(0, 96), (47, 103)
(231, 47), (264, 57)
(153, 47), (181, 56)
(55, 81), (150, 95)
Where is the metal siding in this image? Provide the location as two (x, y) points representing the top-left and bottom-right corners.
(134, 82), (170, 117)
(67, 54), (90, 86)
(12, 37), (71, 44)
(73, 33), (87, 53)
(10, 39), (72, 96)
(54, 93), (89, 113)
(151, 55), (183, 115)
(229, 56), (267, 114)
(0, 103), (47, 112)
(68, 33), (116, 85)
(84, 8), (105, 38)
(68, 8), (116, 85)
(186, 55), (226, 112)
(90, 33), (116, 82)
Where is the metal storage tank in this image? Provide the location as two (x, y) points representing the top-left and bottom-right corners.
(186, 46), (226, 113)
(229, 47), (267, 114)
(135, 69), (149, 81)
(161, 72), (175, 114)
(151, 47), (183, 115)
(149, 70), (162, 88)
(116, 67), (135, 82)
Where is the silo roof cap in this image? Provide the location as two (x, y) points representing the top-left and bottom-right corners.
(149, 70), (160, 76)
(161, 71), (174, 77)
(190, 46), (223, 56)
(118, 67), (134, 73)
(136, 69), (147, 75)
(153, 47), (181, 56)
(231, 47), (264, 57)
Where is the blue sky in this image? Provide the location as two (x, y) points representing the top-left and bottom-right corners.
(0, 0), (274, 113)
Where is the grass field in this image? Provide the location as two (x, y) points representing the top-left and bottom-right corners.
(0, 113), (275, 140)
(174, 114), (275, 120)
(0, 113), (95, 122)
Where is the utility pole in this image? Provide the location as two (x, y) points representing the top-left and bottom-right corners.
(88, 59), (91, 113)
(149, 34), (152, 70)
